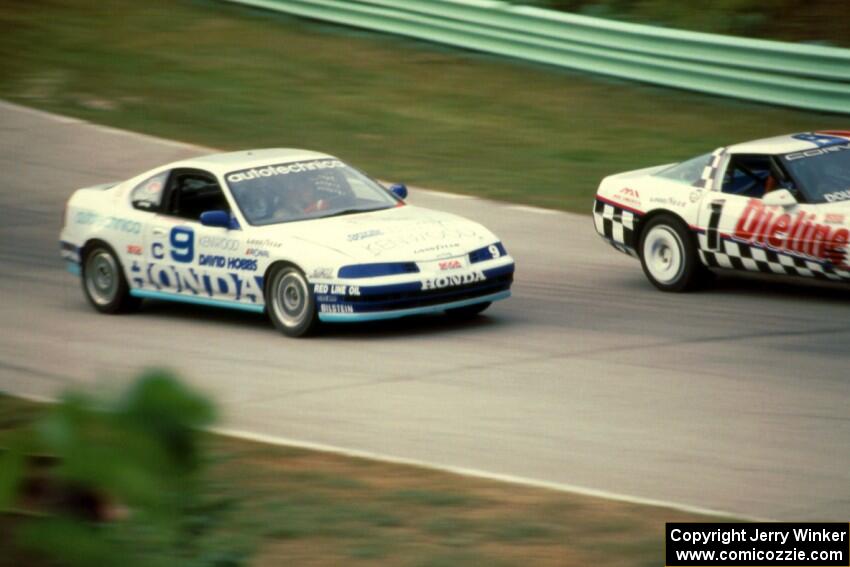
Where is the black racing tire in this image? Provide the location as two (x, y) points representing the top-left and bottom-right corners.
(638, 215), (709, 292)
(81, 243), (140, 314)
(446, 301), (491, 319)
(265, 264), (318, 338)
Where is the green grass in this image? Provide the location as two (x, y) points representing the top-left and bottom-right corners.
(0, 0), (843, 214)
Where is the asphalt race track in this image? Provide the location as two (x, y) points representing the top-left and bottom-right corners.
(2, 101), (849, 521)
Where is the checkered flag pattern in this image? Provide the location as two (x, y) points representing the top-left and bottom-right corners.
(697, 232), (850, 281)
(594, 199), (639, 257)
(693, 148), (726, 190)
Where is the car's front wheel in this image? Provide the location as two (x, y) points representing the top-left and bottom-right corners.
(639, 216), (707, 292)
(266, 264), (318, 337)
(81, 244), (140, 313)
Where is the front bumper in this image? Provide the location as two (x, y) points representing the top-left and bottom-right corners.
(314, 262), (514, 322)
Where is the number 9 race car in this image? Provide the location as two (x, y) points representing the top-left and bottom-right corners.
(60, 149), (515, 337)
(593, 131), (850, 291)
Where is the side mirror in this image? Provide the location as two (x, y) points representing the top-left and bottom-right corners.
(200, 210), (232, 228)
(763, 189), (796, 208)
(389, 183), (408, 200)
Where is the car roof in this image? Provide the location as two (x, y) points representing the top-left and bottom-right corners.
(727, 131), (850, 155)
(171, 148), (337, 175)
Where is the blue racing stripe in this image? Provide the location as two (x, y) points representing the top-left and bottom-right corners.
(130, 289), (265, 313)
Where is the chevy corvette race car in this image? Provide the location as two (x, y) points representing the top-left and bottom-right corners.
(60, 149), (514, 336)
(594, 131), (850, 291)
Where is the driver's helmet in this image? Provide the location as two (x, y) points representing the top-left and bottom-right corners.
(233, 183), (270, 219)
(287, 173), (326, 213)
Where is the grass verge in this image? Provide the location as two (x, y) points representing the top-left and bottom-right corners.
(0, 0), (842, 213)
(0, 393), (731, 566)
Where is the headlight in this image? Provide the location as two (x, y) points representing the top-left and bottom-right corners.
(337, 262), (420, 278)
(469, 242), (507, 263)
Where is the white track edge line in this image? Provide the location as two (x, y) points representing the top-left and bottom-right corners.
(215, 426), (767, 522)
(507, 204), (559, 214)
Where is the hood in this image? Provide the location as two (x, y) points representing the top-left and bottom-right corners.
(253, 205), (497, 263)
(605, 163), (673, 182)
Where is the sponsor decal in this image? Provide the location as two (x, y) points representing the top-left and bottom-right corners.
(245, 248), (270, 258)
(227, 159), (345, 184)
(75, 210), (99, 225)
(823, 189), (850, 203)
(199, 235), (239, 251)
(319, 303), (354, 314)
(106, 217), (142, 234)
(347, 229), (383, 242)
(421, 271), (486, 291)
(314, 284), (360, 296)
(198, 254), (258, 272)
(733, 198), (850, 266)
(74, 211), (141, 234)
(413, 243), (461, 255)
(127, 245), (143, 255)
(616, 187), (641, 207)
(364, 229), (475, 257)
(650, 196), (687, 208)
(689, 191), (702, 203)
(310, 267), (334, 279)
(785, 142), (850, 161)
(825, 213), (845, 224)
(246, 238), (282, 249)
(439, 259), (462, 270)
(130, 261), (263, 303)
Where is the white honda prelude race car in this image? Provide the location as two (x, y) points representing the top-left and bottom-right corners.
(60, 149), (515, 337)
(594, 131), (850, 291)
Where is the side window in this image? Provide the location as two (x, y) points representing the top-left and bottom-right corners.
(131, 171), (168, 211)
(165, 171), (230, 221)
(721, 155), (791, 199)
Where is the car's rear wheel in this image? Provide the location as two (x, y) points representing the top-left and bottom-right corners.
(266, 264), (318, 337)
(82, 244), (139, 313)
(446, 301), (491, 319)
(639, 216), (707, 292)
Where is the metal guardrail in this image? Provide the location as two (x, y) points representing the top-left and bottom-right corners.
(222, 0), (850, 114)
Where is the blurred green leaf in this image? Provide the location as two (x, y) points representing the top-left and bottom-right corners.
(0, 446), (24, 509)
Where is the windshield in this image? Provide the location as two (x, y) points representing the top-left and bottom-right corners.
(781, 143), (850, 204)
(654, 152), (712, 185)
(225, 159), (399, 225)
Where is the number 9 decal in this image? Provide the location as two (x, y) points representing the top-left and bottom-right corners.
(488, 244), (501, 259)
(170, 227), (195, 263)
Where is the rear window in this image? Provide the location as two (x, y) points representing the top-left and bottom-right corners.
(131, 171), (168, 211)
